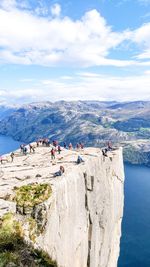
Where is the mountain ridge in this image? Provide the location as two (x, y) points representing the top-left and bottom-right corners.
(0, 100), (150, 166)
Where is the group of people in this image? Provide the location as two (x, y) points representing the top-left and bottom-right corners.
(0, 138), (86, 187)
(53, 154), (85, 177)
(0, 138), (114, 168)
(63, 142), (84, 150)
(19, 139), (85, 177)
(20, 144), (28, 155)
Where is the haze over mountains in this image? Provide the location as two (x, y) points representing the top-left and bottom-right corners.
(0, 100), (150, 166)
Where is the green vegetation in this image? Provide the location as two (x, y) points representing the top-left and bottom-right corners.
(0, 213), (23, 253)
(15, 183), (52, 208)
(0, 213), (57, 267)
(28, 217), (37, 243)
(33, 250), (58, 267)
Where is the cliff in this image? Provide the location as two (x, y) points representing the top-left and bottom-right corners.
(1, 100), (150, 166)
(0, 145), (124, 267)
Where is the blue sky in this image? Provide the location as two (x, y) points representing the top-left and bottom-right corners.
(0, 0), (150, 104)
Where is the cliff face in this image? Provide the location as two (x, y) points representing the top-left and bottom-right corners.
(0, 146), (124, 267)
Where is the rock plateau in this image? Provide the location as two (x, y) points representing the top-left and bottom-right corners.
(0, 144), (124, 267)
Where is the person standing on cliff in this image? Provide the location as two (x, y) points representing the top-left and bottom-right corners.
(10, 152), (15, 162)
(64, 142), (67, 149)
(51, 148), (55, 160)
(79, 142), (84, 149)
(58, 145), (61, 154)
(69, 143), (73, 150)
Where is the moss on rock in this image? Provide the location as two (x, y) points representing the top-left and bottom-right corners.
(14, 183), (52, 208)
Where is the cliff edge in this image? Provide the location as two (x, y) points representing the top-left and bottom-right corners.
(0, 145), (124, 267)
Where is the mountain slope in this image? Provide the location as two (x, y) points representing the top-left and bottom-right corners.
(0, 100), (150, 165)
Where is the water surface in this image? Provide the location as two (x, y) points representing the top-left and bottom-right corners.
(0, 135), (150, 266)
(0, 135), (21, 155)
(118, 164), (150, 267)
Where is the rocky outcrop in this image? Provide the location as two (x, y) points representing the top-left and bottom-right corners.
(1, 100), (150, 166)
(0, 145), (124, 267)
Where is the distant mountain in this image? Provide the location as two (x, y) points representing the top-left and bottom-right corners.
(0, 100), (150, 166)
(0, 105), (17, 119)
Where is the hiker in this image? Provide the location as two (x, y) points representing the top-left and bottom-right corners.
(29, 144), (35, 153)
(0, 156), (8, 164)
(58, 145), (61, 154)
(53, 140), (58, 147)
(51, 148), (55, 160)
(23, 146), (27, 155)
(107, 141), (112, 151)
(76, 155), (84, 164)
(76, 143), (79, 150)
(0, 156), (3, 164)
(10, 152), (15, 162)
(36, 140), (39, 147)
(102, 148), (108, 157)
(79, 142), (84, 149)
(69, 143), (73, 150)
(42, 138), (47, 146)
(54, 165), (65, 177)
(20, 144), (24, 154)
(46, 139), (50, 147)
(64, 142), (67, 149)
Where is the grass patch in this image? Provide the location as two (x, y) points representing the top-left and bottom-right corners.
(0, 213), (57, 267)
(14, 183), (52, 208)
(0, 213), (23, 253)
(32, 250), (58, 267)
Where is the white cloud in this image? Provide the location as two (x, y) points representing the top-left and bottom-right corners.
(132, 23), (150, 59)
(0, 2), (150, 67)
(0, 0), (17, 10)
(0, 0), (29, 10)
(1, 72), (150, 104)
(0, 5), (134, 67)
(51, 3), (61, 17)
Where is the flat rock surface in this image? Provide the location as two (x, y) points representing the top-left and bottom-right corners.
(0, 144), (124, 267)
(0, 144), (115, 216)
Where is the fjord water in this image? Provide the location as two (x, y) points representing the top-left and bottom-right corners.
(0, 135), (21, 155)
(118, 164), (150, 267)
(0, 135), (150, 267)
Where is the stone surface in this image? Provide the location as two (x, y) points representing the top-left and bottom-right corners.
(0, 144), (124, 267)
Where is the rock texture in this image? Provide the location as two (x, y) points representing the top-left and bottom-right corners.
(0, 144), (124, 267)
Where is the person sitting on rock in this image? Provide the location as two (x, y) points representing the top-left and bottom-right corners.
(0, 156), (8, 164)
(76, 155), (84, 164)
(107, 141), (113, 151)
(102, 148), (108, 157)
(54, 165), (65, 177)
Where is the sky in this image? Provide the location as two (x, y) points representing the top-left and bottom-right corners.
(0, 0), (150, 104)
